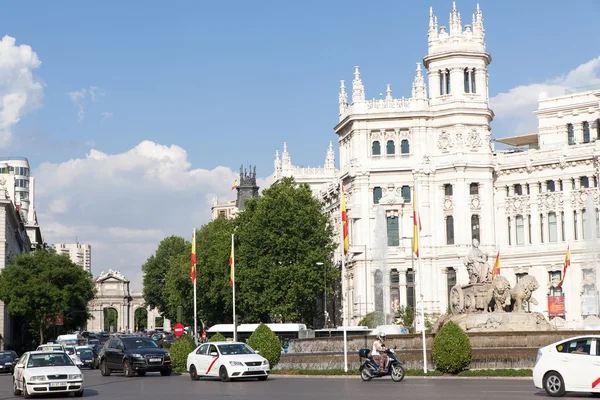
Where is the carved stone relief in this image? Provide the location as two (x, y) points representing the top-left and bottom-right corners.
(443, 196), (453, 212)
(581, 269), (597, 295)
(506, 195), (531, 216)
(470, 195), (481, 211)
(438, 130), (452, 151)
(467, 129), (481, 149)
(537, 192), (564, 213)
(571, 188), (600, 210)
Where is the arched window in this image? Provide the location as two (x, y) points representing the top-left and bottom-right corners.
(386, 140), (395, 155)
(583, 122), (591, 143)
(400, 139), (410, 154)
(464, 68), (470, 93)
(373, 187), (382, 204)
(567, 123), (575, 145)
(372, 141), (381, 155)
(446, 216), (454, 245)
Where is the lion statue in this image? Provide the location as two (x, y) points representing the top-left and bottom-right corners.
(491, 276), (512, 312)
(511, 275), (540, 312)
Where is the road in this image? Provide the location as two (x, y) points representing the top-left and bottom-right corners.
(0, 370), (557, 400)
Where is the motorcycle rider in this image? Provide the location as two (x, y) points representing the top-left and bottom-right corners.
(372, 333), (387, 371)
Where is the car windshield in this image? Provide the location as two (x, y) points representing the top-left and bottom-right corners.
(123, 338), (158, 349)
(65, 347), (75, 355)
(218, 344), (255, 355)
(28, 353), (73, 368)
(0, 351), (14, 359)
(77, 349), (93, 357)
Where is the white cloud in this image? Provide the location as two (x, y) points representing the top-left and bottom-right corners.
(491, 56), (600, 136)
(100, 111), (113, 121)
(0, 35), (44, 147)
(67, 86), (106, 122)
(33, 141), (274, 290)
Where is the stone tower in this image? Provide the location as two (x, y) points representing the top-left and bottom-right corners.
(235, 165), (259, 211)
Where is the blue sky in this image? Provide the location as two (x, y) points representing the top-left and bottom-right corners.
(1, 0), (599, 285)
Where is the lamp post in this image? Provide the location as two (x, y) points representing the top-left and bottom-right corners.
(316, 262), (327, 328)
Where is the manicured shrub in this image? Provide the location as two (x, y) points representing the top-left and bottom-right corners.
(432, 321), (471, 374)
(208, 332), (226, 342)
(247, 323), (281, 368)
(169, 334), (196, 372)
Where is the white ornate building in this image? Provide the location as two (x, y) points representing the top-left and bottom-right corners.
(274, 3), (600, 330)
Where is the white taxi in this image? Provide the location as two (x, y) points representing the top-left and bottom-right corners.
(533, 335), (600, 397)
(13, 351), (84, 397)
(186, 342), (269, 382)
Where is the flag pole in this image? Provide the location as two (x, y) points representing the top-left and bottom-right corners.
(232, 233), (237, 342)
(414, 177), (427, 373)
(193, 229), (198, 346)
(340, 183), (349, 372)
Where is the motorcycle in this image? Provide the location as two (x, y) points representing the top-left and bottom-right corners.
(358, 347), (405, 382)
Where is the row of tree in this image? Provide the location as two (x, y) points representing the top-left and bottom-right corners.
(142, 178), (339, 328)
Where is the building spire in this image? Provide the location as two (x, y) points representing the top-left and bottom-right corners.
(385, 84), (392, 100)
(411, 62), (427, 99)
(339, 79), (348, 115)
(274, 150), (282, 179)
(352, 66), (365, 103)
(325, 141), (335, 170)
(282, 142), (291, 171)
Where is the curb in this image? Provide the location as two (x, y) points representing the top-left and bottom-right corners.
(271, 374), (532, 380)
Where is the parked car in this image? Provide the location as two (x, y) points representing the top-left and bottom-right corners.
(12, 351), (83, 397)
(186, 341), (269, 382)
(0, 350), (19, 373)
(99, 336), (171, 377)
(75, 346), (98, 369)
(533, 335), (600, 397)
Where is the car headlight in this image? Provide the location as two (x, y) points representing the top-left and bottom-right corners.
(68, 374), (82, 380)
(131, 353), (144, 360)
(164, 353), (171, 359)
(29, 376), (46, 382)
(262, 360), (269, 365)
(229, 361), (244, 366)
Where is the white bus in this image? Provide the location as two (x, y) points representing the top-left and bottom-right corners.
(206, 323), (310, 344)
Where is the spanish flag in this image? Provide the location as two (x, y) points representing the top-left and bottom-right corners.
(231, 180), (238, 190)
(558, 246), (570, 287)
(491, 252), (500, 279)
(412, 187), (422, 257)
(229, 235), (234, 288)
(190, 230), (196, 283)
(341, 185), (349, 254)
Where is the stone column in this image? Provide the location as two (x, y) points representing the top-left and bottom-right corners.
(450, 67), (463, 96)
(530, 182), (541, 244)
(428, 70), (441, 98)
(475, 68), (486, 97)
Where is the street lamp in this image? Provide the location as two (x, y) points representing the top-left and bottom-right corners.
(316, 262), (327, 328)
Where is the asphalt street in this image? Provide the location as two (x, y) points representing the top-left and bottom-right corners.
(0, 370), (566, 400)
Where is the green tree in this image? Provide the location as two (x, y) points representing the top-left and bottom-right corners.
(397, 305), (415, 333)
(0, 249), (96, 344)
(104, 308), (118, 332)
(134, 308), (148, 331)
(235, 177), (337, 323)
(208, 332), (226, 342)
(246, 323), (281, 368)
(432, 321), (472, 374)
(142, 236), (188, 319)
(164, 253), (194, 326)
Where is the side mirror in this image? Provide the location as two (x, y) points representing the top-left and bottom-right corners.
(255, 350), (260, 354)
(14, 358), (19, 363)
(210, 351), (218, 357)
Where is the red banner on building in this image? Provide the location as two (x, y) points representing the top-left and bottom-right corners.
(548, 296), (565, 317)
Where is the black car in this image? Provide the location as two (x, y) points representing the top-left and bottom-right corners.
(0, 350), (18, 373)
(99, 336), (171, 377)
(76, 346), (99, 369)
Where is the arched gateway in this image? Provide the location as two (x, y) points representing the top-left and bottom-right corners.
(87, 270), (171, 333)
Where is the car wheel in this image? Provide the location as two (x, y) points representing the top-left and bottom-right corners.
(23, 381), (31, 399)
(257, 375), (268, 381)
(74, 389), (84, 397)
(219, 366), (230, 382)
(123, 360), (134, 377)
(189, 365), (200, 381)
(544, 371), (566, 397)
(13, 378), (22, 395)
(137, 371), (146, 377)
(100, 360), (111, 376)
(160, 369), (171, 376)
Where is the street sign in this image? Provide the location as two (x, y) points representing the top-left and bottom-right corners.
(55, 315), (64, 326)
(174, 323), (185, 337)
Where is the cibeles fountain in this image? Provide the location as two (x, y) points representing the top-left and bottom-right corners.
(436, 238), (556, 333)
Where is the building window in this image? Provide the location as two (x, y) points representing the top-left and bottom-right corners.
(546, 180), (555, 192)
(372, 141), (381, 155)
(583, 208), (588, 239)
(463, 68), (470, 93)
(581, 176), (590, 188)
(444, 184), (453, 196)
(595, 119), (600, 140)
(549, 271), (563, 297)
(386, 140), (395, 155)
(400, 139), (409, 154)
(574, 211), (579, 240)
(528, 215), (532, 244)
(373, 187), (382, 204)
(540, 213), (544, 243)
(439, 70), (444, 96)
(471, 214), (480, 242)
(470, 182), (479, 195)
(447, 268), (456, 306)
(446, 215), (455, 245)
(406, 270), (415, 309)
(583, 122), (591, 143)
(390, 270), (400, 312)
(219, 210), (225, 217)
(516, 215), (525, 245)
(514, 184), (523, 195)
(387, 215), (399, 246)
(548, 212), (558, 242)
(440, 69), (451, 95)
(508, 217), (512, 245)
(401, 186), (411, 203)
(561, 211), (565, 241)
(471, 69), (476, 93)
(567, 123), (575, 145)
(446, 69), (451, 94)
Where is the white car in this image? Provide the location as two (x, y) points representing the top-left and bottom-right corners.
(63, 346), (83, 368)
(36, 344), (64, 352)
(13, 351), (84, 397)
(533, 334), (600, 397)
(186, 341), (269, 381)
